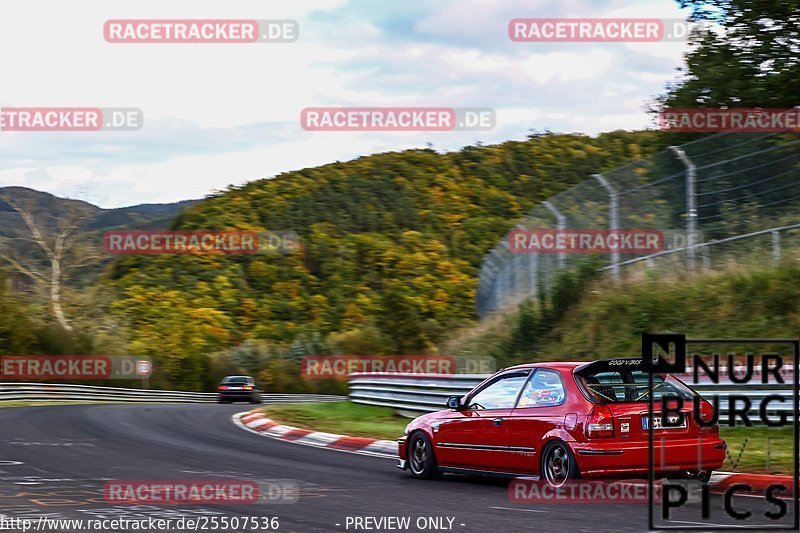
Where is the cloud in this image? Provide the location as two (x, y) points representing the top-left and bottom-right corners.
(0, 0), (694, 207)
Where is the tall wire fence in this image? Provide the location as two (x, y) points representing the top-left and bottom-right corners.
(477, 132), (800, 318)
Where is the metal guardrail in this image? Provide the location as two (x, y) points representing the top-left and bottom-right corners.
(348, 373), (794, 420)
(349, 374), (487, 415)
(0, 383), (345, 404)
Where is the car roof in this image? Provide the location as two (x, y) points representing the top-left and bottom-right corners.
(503, 358), (643, 374)
(503, 362), (585, 372)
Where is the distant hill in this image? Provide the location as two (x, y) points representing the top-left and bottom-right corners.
(0, 186), (197, 289)
(105, 130), (669, 388)
(0, 187), (197, 236)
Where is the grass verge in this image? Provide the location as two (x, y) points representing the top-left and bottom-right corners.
(719, 425), (794, 475)
(259, 401), (408, 440)
(0, 401), (104, 408)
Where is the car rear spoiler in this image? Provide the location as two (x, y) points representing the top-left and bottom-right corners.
(573, 358), (645, 376)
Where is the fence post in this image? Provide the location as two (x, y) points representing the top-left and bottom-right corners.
(670, 146), (698, 271)
(492, 268), (502, 313)
(593, 174), (619, 279)
(484, 252), (502, 316)
(772, 230), (781, 265)
(497, 243), (511, 311)
(528, 252), (538, 299)
(543, 201), (566, 270)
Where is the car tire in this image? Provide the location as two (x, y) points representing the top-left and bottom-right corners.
(541, 440), (579, 488)
(218, 397), (227, 404)
(408, 432), (439, 480)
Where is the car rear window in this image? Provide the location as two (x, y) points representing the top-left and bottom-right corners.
(577, 369), (695, 403)
(222, 377), (250, 384)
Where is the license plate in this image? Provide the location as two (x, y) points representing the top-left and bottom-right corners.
(642, 415), (687, 430)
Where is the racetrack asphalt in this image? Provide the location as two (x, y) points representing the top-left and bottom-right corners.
(0, 404), (792, 532)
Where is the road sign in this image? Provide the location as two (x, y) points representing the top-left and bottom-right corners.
(136, 360), (152, 377)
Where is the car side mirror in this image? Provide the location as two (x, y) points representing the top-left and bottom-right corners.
(446, 396), (463, 410)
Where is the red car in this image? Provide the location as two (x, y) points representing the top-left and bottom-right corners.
(398, 359), (726, 486)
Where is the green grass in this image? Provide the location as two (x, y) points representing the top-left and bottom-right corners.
(259, 401), (408, 440)
(538, 263), (800, 360)
(719, 425), (795, 475)
(446, 263), (800, 369)
(259, 402), (795, 475)
(0, 401), (103, 408)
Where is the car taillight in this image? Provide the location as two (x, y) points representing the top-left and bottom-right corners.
(587, 404), (615, 438)
(218, 386), (229, 391)
(243, 385), (253, 391)
(697, 400), (719, 434)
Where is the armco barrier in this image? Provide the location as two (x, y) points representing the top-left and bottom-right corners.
(349, 373), (485, 416)
(348, 372), (795, 419)
(0, 382), (345, 404)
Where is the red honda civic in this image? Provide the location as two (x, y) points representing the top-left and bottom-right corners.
(398, 358), (726, 486)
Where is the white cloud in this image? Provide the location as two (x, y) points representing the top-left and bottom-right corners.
(0, 0), (694, 207)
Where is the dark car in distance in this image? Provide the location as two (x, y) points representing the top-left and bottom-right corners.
(218, 375), (261, 404)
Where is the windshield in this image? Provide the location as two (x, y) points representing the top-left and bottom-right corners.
(576, 369), (696, 403)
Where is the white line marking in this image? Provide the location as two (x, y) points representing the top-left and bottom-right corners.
(489, 506), (547, 513)
(294, 432), (342, 447)
(663, 519), (750, 528)
(262, 425), (295, 437)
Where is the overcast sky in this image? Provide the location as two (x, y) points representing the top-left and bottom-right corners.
(0, 0), (694, 208)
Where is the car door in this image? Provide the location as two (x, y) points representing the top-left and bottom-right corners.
(507, 369), (568, 474)
(434, 370), (530, 472)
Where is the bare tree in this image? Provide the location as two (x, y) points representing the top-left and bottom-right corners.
(0, 197), (99, 332)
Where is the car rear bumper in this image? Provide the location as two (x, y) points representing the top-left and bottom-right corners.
(572, 436), (726, 477)
(219, 392), (257, 400)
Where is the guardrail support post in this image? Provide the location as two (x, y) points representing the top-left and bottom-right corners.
(543, 200), (566, 270)
(772, 230), (781, 265)
(593, 174), (619, 279)
(670, 146), (698, 271)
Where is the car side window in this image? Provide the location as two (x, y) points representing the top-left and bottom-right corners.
(516, 369), (566, 407)
(467, 372), (529, 410)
